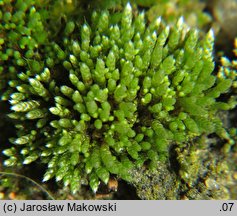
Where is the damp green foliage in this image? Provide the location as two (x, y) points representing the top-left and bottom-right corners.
(215, 38), (237, 153)
(0, 0), (48, 98)
(217, 38), (237, 96)
(0, 1), (236, 194)
(102, 0), (211, 29)
(87, 0), (212, 29)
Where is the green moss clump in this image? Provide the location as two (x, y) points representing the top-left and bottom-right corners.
(0, 1), (236, 193)
(218, 38), (237, 95)
(136, 0), (211, 29)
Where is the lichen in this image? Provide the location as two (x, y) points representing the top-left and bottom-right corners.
(130, 134), (237, 200)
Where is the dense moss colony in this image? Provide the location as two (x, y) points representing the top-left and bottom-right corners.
(0, 0), (236, 193)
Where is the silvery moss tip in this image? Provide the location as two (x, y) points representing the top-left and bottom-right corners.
(1, 1), (236, 193)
